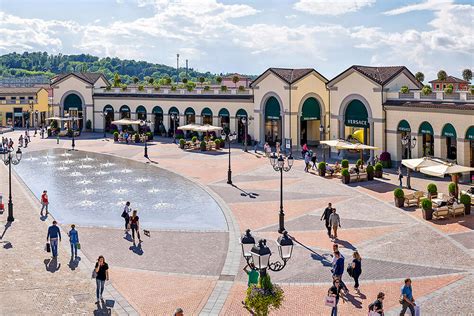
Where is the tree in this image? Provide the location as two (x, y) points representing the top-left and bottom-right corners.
(232, 75), (239, 88)
(113, 73), (121, 87)
(133, 76), (139, 84)
(199, 76), (205, 87)
(182, 78), (188, 84)
(437, 70), (447, 81)
(415, 72), (424, 83)
(148, 77), (154, 85)
(462, 69), (472, 82)
(216, 76), (222, 84)
(165, 77), (172, 85)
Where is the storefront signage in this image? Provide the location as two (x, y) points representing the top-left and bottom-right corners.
(345, 119), (368, 128)
(444, 132), (455, 137)
(398, 127), (411, 132)
(420, 129), (432, 134)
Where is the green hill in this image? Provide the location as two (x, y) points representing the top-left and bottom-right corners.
(0, 51), (233, 84)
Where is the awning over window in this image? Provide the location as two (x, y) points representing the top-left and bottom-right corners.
(168, 106), (179, 115)
(265, 96), (281, 120)
(152, 106), (163, 114)
(442, 123), (456, 138)
(136, 105), (146, 114)
(218, 108), (229, 117)
(236, 108), (247, 118)
(301, 97), (321, 120)
(64, 94), (83, 111)
(397, 119), (411, 132)
(119, 105), (130, 112)
(201, 107), (212, 116)
(419, 121), (433, 135)
(345, 100), (368, 127)
(185, 107), (195, 115)
(466, 126), (474, 140)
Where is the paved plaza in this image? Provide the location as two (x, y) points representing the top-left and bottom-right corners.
(0, 132), (473, 315)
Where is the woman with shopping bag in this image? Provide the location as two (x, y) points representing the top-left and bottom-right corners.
(327, 277), (345, 316)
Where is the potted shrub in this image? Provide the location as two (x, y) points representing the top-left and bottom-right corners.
(394, 188), (405, 208)
(113, 131), (119, 142)
(214, 138), (221, 149)
(138, 85), (144, 91)
(374, 163), (383, 178)
(121, 85), (127, 91)
(400, 85), (410, 94)
(238, 85), (245, 92)
(341, 159), (349, 169)
(421, 198), (433, 220)
(200, 140), (207, 151)
(244, 273), (284, 316)
(191, 136), (198, 143)
(366, 164), (374, 180)
(204, 85), (210, 91)
(179, 138), (186, 149)
(427, 183), (437, 199)
(317, 162), (326, 177)
(220, 85), (228, 92)
(171, 85), (177, 91)
(146, 131), (153, 141)
(134, 133), (140, 143)
(86, 119), (92, 131)
(341, 168), (350, 184)
(422, 85), (432, 96)
(448, 182), (456, 197)
(460, 194), (471, 215)
(356, 159), (363, 167)
(380, 152), (392, 168)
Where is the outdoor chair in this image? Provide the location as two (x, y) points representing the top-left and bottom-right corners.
(349, 173), (359, 182)
(438, 193), (446, 201)
(405, 191), (425, 207)
(432, 206), (450, 219)
(449, 203), (465, 218)
(359, 172), (368, 181)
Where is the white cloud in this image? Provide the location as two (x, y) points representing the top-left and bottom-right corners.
(294, 0), (375, 16)
(383, 0), (452, 15)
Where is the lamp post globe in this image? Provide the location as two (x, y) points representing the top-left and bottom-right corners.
(276, 230), (294, 260)
(103, 111), (108, 138)
(240, 229), (256, 259)
(250, 239), (272, 274)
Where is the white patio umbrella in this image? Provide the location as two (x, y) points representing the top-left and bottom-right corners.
(195, 124), (223, 133)
(46, 117), (69, 121)
(401, 157), (442, 171)
(320, 139), (353, 149)
(420, 164), (474, 178)
(111, 119), (142, 126)
(177, 124), (200, 131)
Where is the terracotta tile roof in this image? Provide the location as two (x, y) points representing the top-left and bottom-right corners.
(384, 100), (474, 111)
(223, 73), (250, 80)
(428, 76), (470, 84)
(51, 72), (106, 85)
(269, 68), (315, 84)
(352, 66), (405, 85)
(0, 87), (45, 95)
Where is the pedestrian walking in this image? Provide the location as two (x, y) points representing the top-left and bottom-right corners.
(243, 265), (259, 287)
(94, 255), (109, 302)
(174, 308), (184, 316)
(400, 278), (416, 315)
(304, 151), (311, 172)
(350, 251), (362, 290)
(121, 201), (131, 233)
(40, 190), (49, 216)
(311, 150), (317, 169)
(68, 224), (80, 259)
(328, 277), (344, 316)
(130, 210), (142, 244)
(301, 143), (308, 158)
(254, 140), (258, 153)
(328, 208), (341, 239)
(368, 292), (385, 315)
(397, 167), (403, 188)
(47, 220), (61, 258)
(264, 142), (271, 157)
(332, 250), (348, 292)
(320, 203), (333, 238)
(18, 134), (23, 147)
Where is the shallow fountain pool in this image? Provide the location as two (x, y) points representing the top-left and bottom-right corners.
(14, 149), (227, 231)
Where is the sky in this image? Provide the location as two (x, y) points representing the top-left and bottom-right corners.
(1, 0), (473, 79)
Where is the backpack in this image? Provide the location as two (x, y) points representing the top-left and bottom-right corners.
(121, 210), (128, 218)
(346, 264), (353, 277)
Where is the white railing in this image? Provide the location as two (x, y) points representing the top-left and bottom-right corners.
(94, 86), (252, 96)
(387, 90), (471, 102)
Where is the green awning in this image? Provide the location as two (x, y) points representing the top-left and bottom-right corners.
(301, 97), (321, 120)
(218, 108), (230, 117)
(201, 107), (212, 116)
(185, 107), (195, 115)
(265, 96), (281, 120)
(169, 107), (179, 115)
(104, 105), (114, 112)
(152, 106), (163, 114)
(345, 100), (368, 127)
(136, 106), (146, 113)
(466, 126), (474, 140)
(419, 121), (433, 135)
(397, 119), (411, 132)
(442, 123), (456, 138)
(236, 109), (247, 118)
(64, 94), (83, 111)
(120, 105), (130, 112)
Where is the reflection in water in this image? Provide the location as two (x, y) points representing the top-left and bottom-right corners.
(14, 149), (226, 231)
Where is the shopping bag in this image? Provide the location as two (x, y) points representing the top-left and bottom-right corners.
(415, 305), (420, 316)
(369, 311), (379, 316)
(76, 242), (81, 250)
(143, 229), (150, 237)
(91, 269), (97, 279)
(45, 243), (51, 253)
(324, 296), (336, 307)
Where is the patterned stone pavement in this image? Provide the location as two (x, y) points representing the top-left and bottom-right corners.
(1, 131), (473, 315)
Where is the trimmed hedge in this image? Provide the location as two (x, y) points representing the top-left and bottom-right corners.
(341, 159), (349, 168)
(394, 188), (404, 198)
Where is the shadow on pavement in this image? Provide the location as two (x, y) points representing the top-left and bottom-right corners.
(68, 256), (81, 270)
(129, 242), (144, 255)
(334, 239), (357, 251)
(44, 258), (61, 273)
(344, 291), (363, 309)
(310, 253), (333, 267)
(93, 299), (113, 315)
(0, 222), (12, 239)
(231, 184), (259, 199)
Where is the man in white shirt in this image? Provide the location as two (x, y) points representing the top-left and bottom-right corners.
(328, 208), (341, 239)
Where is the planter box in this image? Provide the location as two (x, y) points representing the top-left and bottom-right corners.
(318, 169), (326, 177)
(367, 173), (374, 181)
(374, 170), (383, 178)
(341, 176), (350, 184)
(422, 208), (433, 220)
(464, 204), (471, 215)
(394, 197), (404, 208)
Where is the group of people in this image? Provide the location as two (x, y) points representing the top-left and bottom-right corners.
(321, 203), (416, 316)
(0, 136), (14, 152)
(121, 201), (143, 244)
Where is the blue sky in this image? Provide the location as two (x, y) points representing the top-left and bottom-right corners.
(1, 0), (473, 79)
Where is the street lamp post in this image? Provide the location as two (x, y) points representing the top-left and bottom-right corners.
(2, 147), (22, 222)
(102, 111), (108, 138)
(140, 120), (151, 159)
(401, 135), (417, 189)
(71, 116), (76, 151)
(269, 153), (294, 233)
(240, 229), (294, 277)
(221, 131), (237, 184)
(172, 114), (178, 143)
(241, 117), (249, 152)
(319, 124), (325, 162)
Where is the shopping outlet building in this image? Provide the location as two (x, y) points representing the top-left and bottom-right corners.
(48, 66), (473, 171)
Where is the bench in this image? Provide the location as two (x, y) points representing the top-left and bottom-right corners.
(449, 204), (465, 218)
(432, 206), (450, 219)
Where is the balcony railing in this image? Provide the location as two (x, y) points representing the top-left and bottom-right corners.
(94, 85), (252, 96)
(387, 91), (472, 103)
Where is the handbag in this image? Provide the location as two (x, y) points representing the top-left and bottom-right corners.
(414, 305), (420, 316)
(325, 295), (336, 307)
(76, 242), (81, 250)
(45, 243), (51, 253)
(347, 264), (353, 277)
(91, 269), (97, 279)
